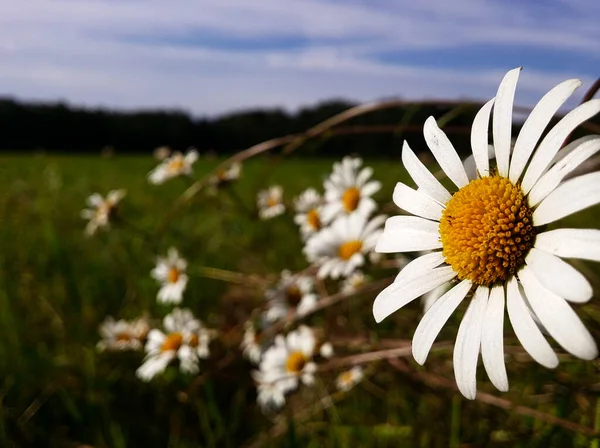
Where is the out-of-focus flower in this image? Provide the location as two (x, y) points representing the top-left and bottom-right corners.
(148, 149), (198, 184)
(257, 185), (285, 219)
(373, 67), (600, 399)
(340, 271), (369, 294)
(241, 320), (263, 364)
(305, 214), (386, 279)
(321, 156), (381, 224)
(80, 189), (126, 236)
(97, 316), (150, 352)
(252, 370), (287, 412)
(265, 270), (318, 322)
(151, 248), (188, 304)
(136, 308), (212, 381)
(294, 188), (323, 240)
(319, 342), (334, 358)
(209, 162), (242, 187)
(336, 366), (364, 391)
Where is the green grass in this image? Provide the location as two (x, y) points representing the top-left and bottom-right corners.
(1, 153), (600, 448)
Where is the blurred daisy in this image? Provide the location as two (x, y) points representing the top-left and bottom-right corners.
(321, 156), (381, 223)
(80, 189), (126, 236)
(294, 188), (323, 239)
(257, 185), (285, 219)
(257, 325), (317, 394)
(336, 366), (364, 391)
(148, 149), (198, 184)
(265, 270), (318, 322)
(252, 370), (287, 412)
(341, 271), (369, 294)
(241, 320), (263, 364)
(151, 248), (188, 304)
(97, 316), (150, 352)
(136, 308), (212, 381)
(374, 67), (600, 399)
(305, 214), (386, 279)
(209, 162), (242, 187)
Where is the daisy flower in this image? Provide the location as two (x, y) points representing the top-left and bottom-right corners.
(256, 325), (317, 394)
(80, 189), (126, 236)
(257, 185), (285, 219)
(321, 156), (381, 223)
(97, 316), (150, 352)
(373, 67), (600, 399)
(265, 270), (319, 322)
(148, 149), (198, 185)
(336, 366), (364, 391)
(305, 214), (386, 279)
(151, 248), (188, 304)
(341, 271), (369, 294)
(209, 162), (242, 187)
(136, 308), (212, 381)
(294, 188), (323, 239)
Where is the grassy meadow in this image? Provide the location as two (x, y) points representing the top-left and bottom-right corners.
(1, 152), (600, 448)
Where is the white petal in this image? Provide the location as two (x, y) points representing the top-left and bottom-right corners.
(373, 266), (456, 323)
(528, 137), (600, 206)
(423, 117), (469, 188)
(549, 135), (600, 166)
(509, 79), (582, 183)
(519, 266), (598, 360)
(396, 251), (446, 281)
(481, 285), (508, 392)
(402, 141), (452, 204)
(462, 154), (477, 181)
(393, 182), (443, 221)
(376, 216), (442, 253)
(453, 286), (489, 400)
(525, 248), (592, 303)
(493, 67), (521, 177)
(470, 98), (495, 178)
(412, 279), (472, 364)
(521, 99), (600, 193)
(533, 172), (600, 226)
(534, 228), (600, 261)
(506, 276), (558, 368)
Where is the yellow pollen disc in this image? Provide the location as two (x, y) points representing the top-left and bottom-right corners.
(168, 267), (180, 284)
(160, 332), (183, 352)
(339, 370), (354, 385)
(306, 209), (321, 230)
(266, 196), (279, 207)
(338, 240), (363, 261)
(285, 351), (308, 373)
(167, 158), (185, 173)
(439, 175), (535, 286)
(115, 332), (132, 342)
(342, 187), (361, 212)
(286, 285), (303, 306)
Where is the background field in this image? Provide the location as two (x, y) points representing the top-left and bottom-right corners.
(1, 153), (600, 448)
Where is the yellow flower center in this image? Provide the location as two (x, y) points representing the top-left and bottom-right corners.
(168, 267), (180, 284)
(115, 332), (132, 342)
(267, 196), (279, 208)
(285, 285), (303, 306)
(338, 240), (363, 261)
(167, 157), (185, 174)
(339, 370), (354, 385)
(285, 351), (308, 373)
(160, 332), (183, 352)
(439, 175), (535, 286)
(342, 187), (361, 212)
(306, 209), (321, 230)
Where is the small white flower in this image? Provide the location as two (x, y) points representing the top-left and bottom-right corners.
(341, 271), (369, 294)
(257, 185), (285, 219)
(241, 320), (263, 364)
(80, 189), (126, 236)
(209, 162), (242, 187)
(148, 149), (198, 185)
(304, 214), (386, 279)
(336, 366), (364, 391)
(294, 188), (323, 239)
(252, 370), (287, 412)
(136, 308), (212, 381)
(321, 156), (381, 224)
(265, 270), (319, 322)
(97, 316), (150, 352)
(319, 342), (334, 358)
(151, 248), (188, 304)
(256, 326), (317, 394)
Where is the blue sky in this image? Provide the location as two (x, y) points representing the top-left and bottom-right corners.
(0, 0), (597, 116)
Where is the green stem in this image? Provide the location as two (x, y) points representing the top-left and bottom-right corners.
(450, 395), (461, 448)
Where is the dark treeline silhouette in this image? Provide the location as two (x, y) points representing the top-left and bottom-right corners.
(1, 97), (591, 158)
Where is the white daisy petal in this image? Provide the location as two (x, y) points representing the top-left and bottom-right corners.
(453, 286), (489, 400)
(525, 248), (592, 303)
(508, 78), (582, 183)
(519, 266), (598, 360)
(521, 99), (600, 193)
(528, 137), (600, 207)
(402, 141), (452, 204)
(393, 182), (444, 221)
(375, 216), (442, 253)
(423, 116), (469, 188)
(549, 135), (600, 166)
(534, 228), (600, 261)
(506, 276), (558, 368)
(493, 67), (521, 177)
(396, 251), (446, 280)
(412, 279), (472, 365)
(481, 285), (508, 392)
(470, 98), (495, 178)
(533, 172), (600, 226)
